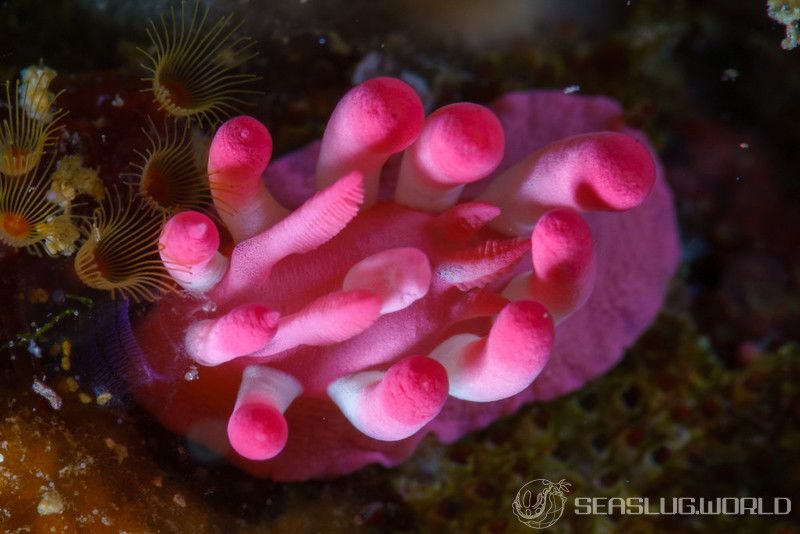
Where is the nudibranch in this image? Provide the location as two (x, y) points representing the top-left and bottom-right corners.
(126, 77), (680, 480)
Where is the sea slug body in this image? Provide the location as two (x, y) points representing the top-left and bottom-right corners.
(126, 78), (679, 481)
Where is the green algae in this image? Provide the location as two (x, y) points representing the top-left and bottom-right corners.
(392, 314), (800, 532)
(0, 293), (93, 353)
(768, 0), (800, 49)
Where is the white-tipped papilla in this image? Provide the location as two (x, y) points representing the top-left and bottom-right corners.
(395, 103), (505, 212)
(431, 300), (554, 402)
(227, 365), (302, 461)
(502, 209), (597, 322)
(252, 290), (382, 358)
(208, 116), (288, 242)
(315, 77), (425, 208)
(328, 355), (449, 441)
(478, 132), (657, 236)
(159, 210), (228, 292)
(185, 303), (280, 366)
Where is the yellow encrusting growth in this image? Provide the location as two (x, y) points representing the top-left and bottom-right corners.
(139, 0), (259, 126)
(74, 188), (176, 302)
(19, 66), (59, 121)
(131, 120), (212, 213)
(0, 155), (61, 254)
(60, 339), (72, 371)
(65, 377), (80, 392)
(39, 214), (81, 256)
(0, 67), (66, 176)
(49, 155), (105, 207)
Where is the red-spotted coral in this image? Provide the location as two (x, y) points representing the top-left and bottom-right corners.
(128, 77), (680, 480)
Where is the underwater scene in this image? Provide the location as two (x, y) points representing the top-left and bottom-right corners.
(0, 0), (798, 532)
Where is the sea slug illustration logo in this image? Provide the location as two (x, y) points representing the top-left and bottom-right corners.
(513, 479), (571, 529)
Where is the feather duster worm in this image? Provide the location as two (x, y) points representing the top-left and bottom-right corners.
(74, 188), (175, 302)
(124, 78), (680, 480)
(139, 0), (258, 126)
(131, 120), (212, 214)
(0, 73), (66, 177)
(0, 154), (61, 254)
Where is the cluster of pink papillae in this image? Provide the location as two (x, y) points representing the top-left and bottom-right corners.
(132, 77), (680, 480)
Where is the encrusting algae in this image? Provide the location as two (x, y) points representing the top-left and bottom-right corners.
(393, 315), (800, 533)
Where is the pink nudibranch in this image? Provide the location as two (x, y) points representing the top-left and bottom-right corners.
(208, 115), (288, 241)
(129, 80), (680, 481)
